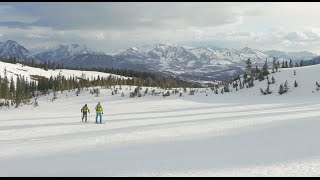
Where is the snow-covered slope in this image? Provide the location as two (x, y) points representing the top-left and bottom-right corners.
(0, 64), (320, 176)
(216, 64), (320, 98)
(0, 40), (35, 60)
(0, 61), (129, 82)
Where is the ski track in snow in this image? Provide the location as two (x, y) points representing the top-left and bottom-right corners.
(1, 64), (320, 176)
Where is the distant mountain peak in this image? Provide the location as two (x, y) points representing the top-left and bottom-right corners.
(241, 46), (251, 50)
(3, 40), (17, 44)
(0, 40), (35, 60)
(130, 47), (138, 51)
(35, 43), (105, 62)
(240, 46), (257, 52)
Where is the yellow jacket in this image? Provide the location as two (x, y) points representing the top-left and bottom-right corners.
(81, 106), (90, 113)
(95, 104), (103, 113)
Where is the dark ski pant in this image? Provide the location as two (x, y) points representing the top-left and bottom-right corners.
(96, 113), (102, 123)
(82, 112), (88, 122)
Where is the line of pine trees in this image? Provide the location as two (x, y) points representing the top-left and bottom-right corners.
(0, 71), (196, 108)
(36, 73), (195, 95)
(0, 56), (203, 108)
(0, 69), (37, 108)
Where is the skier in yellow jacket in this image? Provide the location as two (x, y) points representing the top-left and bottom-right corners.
(81, 104), (90, 122)
(95, 102), (103, 124)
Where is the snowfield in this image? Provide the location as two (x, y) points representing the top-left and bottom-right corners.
(1, 64), (320, 176)
(0, 61), (129, 83)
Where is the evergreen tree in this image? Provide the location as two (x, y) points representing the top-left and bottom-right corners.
(52, 88), (58, 101)
(300, 60), (304, 67)
(43, 61), (48, 71)
(31, 59), (35, 67)
(294, 80), (298, 88)
(248, 78), (254, 88)
(272, 57), (277, 72)
(255, 65), (260, 75)
(289, 59), (293, 68)
(223, 83), (230, 92)
(266, 84), (271, 94)
(278, 84), (284, 95)
(245, 58), (252, 78)
(243, 73), (248, 83)
(284, 80), (289, 93)
(262, 60), (269, 76)
(271, 76), (275, 84)
(260, 88), (265, 95)
(258, 72), (265, 81)
(15, 76), (22, 108)
(0, 76), (2, 99)
(20, 76), (26, 103)
(2, 74), (9, 102)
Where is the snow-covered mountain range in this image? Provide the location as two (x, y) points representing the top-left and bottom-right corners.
(0, 40), (318, 81)
(264, 50), (317, 62)
(0, 40), (35, 60)
(35, 44), (105, 62)
(112, 43), (318, 80)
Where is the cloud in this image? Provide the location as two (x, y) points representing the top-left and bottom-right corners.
(284, 31), (320, 42)
(0, 5), (13, 11)
(1, 2), (320, 54)
(95, 32), (105, 40)
(216, 31), (254, 38)
(0, 21), (32, 29)
(0, 2), (243, 31)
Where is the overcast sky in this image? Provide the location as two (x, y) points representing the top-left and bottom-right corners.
(0, 2), (320, 54)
